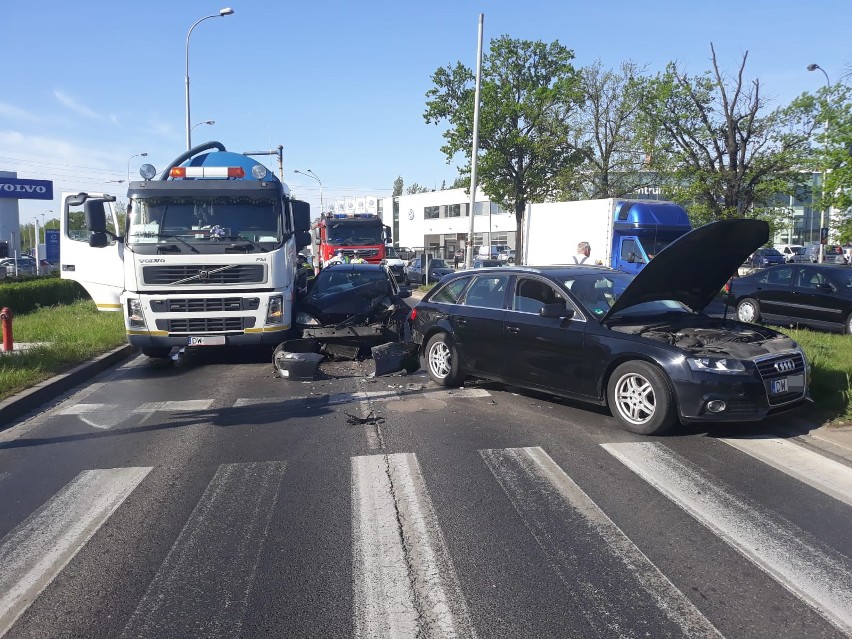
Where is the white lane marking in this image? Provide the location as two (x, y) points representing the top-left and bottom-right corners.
(481, 447), (722, 638)
(603, 442), (852, 636)
(720, 436), (852, 508)
(134, 400), (215, 412)
(58, 403), (109, 415)
(352, 453), (475, 639)
(233, 397), (307, 407)
(120, 461), (286, 639)
(0, 472), (8, 486)
(0, 467), (152, 638)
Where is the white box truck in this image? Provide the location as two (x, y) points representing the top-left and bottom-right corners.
(523, 199), (692, 275)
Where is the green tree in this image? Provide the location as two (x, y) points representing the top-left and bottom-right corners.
(406, 182), (429, 194)
(559, 60), (656, 199)
(392, 176), (404, 197)
(424, 36), (584, 259)
(639, 44), (814, 226)
(787, 84), (852, 242)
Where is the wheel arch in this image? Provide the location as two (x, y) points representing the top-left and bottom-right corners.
(599, 354), (680, 415)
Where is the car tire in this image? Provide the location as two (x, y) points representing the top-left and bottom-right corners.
(845, 312), (852, 336)
(607, 361), (676, 435)
(425, 333), (463, 387)
(142, 347), (172, 358)
(736, 298), (761, 324)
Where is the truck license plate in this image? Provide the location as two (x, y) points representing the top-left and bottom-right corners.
(770, 378), (788, 395)
(187, 336), (226, 346)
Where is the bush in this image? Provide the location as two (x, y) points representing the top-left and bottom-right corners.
(0, 277), (88, 315)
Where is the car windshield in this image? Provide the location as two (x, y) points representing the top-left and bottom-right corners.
(327, 220), (384, 245)
(429, 259), (448, 268)
(564, 272), (691, 318)
(761, 248), (783, 256)
(309, 268), (390, 297)
(385, 246), (400, 258)
(126, 196), (281, 249)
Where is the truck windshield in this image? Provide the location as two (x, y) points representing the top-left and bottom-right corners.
(126, 196), (281, 249)
(637, 236), (678, 260)
(327, 220), (383, 246)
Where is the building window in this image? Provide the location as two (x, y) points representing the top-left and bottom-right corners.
(425, 206), (440, 220)
(447, 204), (461, 218)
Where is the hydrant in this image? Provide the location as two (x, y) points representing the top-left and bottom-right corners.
(1, 307), (12, 352)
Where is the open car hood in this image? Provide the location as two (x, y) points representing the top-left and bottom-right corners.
(602, 218), (769, 321)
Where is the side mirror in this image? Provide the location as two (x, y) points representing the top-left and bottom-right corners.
(67, 192), (88, 207)
(291, 200), (311, 232)
(295, 231), (311, 250)
(84, 200), (108, 234)
(89, 232), (109, 248)
(384, 225), (392, 244)
(314, 235), (321, 245)
(540, 302), (574, 319)
(397, 287), (412, 299)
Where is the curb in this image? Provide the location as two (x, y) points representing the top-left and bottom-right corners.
(0, 344), (138, 428)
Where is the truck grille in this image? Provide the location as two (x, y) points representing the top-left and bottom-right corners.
(143, 264), (265, 285)
(150, 298), (259, 313)
(157, 317), (254, 333)
(334, 249), (379, 258)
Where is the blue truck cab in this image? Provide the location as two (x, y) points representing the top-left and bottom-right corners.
(610, 201), (692, 275)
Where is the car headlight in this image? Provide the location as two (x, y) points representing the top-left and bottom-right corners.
(127, 299), (146, 328)
(687, 357), (746, 374)
(295, 312), (320, 326)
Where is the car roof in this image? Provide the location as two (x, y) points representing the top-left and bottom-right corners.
(322, 263), (385, 272)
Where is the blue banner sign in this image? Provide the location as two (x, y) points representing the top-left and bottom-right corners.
(45, 229), (60, 263)
(0, 177), (54, 200)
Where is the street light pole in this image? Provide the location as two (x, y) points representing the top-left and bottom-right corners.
(127, 152), (148, 183)
(294, 169), (323, 213)
(185, 8), (234, 151)
(190, 120), (216, 140)
(807, 63), (832, 264)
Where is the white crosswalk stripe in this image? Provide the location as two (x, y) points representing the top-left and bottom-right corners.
(120, 461), (286, 639)
(351, 453), (475, 639)
(481, 447), (722, 638)
(603, 441), (852, 636)
(719, 436), (852, 507)
(0, 467), (152, 638)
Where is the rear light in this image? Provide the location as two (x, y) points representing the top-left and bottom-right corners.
(724, 279), (731, 294)
(409, 308), (418, 321)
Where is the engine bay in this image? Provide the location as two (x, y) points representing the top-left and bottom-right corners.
(611, 318), (798, 358)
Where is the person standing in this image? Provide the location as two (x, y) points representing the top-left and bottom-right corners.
(572, 241), (603, 265)
(351, 250), (366, 264)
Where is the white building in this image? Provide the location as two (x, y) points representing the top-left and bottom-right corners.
(379, 188), (517, 259)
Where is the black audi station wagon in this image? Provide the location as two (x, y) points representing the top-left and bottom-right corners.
(410, 219), (809, 435)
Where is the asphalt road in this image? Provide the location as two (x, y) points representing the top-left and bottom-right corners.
(1, 345), (852, 638)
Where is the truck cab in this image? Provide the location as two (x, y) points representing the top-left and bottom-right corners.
(611, 201), (692, 275)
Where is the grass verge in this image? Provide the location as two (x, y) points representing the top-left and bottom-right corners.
(0, 300), (126, 402)
(786, 327), (852, 425)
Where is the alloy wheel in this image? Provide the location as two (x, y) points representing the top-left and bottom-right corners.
(613, 372), (655, 425)
(428, 341), (452, 379)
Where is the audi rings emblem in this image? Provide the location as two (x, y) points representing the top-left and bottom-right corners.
(774, 359), (795, 373)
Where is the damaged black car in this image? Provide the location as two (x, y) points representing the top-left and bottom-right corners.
(275, 263), (418, 379)
(411, 219), (810, 435)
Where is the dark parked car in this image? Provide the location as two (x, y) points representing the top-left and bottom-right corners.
(405, 258), (453, 285)
(728, 263), (852, 334)
(410, 219), (808, 435)
(751, 248), (785, 268)
(472, 258), (505, 268)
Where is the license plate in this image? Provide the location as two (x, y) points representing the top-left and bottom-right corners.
(187, 335), (226, 346)
(770, 378), (789, 395)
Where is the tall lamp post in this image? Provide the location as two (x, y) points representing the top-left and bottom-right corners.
(807, 63), (832, 264)
(191, 120), (216, 139)
(294, 169), (323, 213)
(127, 152), (148, 183)
(185, 8), (234, 151)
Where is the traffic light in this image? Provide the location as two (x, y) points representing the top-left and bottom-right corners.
(820, 227), (829, 245)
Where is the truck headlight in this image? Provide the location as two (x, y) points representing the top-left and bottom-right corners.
(128, 299), (146, 328)
(266, 295), (284, 324)
(687, 357), (746, 374)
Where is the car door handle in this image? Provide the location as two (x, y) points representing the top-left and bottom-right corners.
(506, 326), (520, 334)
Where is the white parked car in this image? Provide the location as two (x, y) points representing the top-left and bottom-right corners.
(775, 244), (804, 263)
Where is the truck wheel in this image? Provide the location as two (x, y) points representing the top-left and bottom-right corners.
(607, 361), (676, 435)
(142, 347), (172, 359)
(736, 298), (761, 323)
(425, 333), (463, 387)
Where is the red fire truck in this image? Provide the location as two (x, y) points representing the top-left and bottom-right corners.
(312, 211), (392, 268)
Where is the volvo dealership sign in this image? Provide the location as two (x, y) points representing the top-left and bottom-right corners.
(0, 177), (53, 200)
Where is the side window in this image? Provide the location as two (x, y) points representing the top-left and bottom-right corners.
(512, 277), (567, 314)
(766, 267), (792, 285)
(463, 275), (510, 309)
(796, 268), (824, 289)
(620, 239), (637, 260)
(431, 277), (471, 304)
(66, 200), (118, 245)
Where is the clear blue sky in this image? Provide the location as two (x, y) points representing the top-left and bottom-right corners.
(2, 0), (850, 226)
